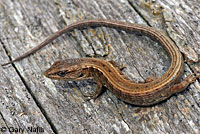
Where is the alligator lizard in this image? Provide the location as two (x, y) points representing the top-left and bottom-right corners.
(2, 19), (199, 106)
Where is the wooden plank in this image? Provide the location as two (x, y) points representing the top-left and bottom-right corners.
(0, 0), (199, 133)
(0, 44), (54, 133)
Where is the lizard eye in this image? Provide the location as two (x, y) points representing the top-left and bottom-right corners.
(56, 71), (67, 77)
(79, 73), (84, 77)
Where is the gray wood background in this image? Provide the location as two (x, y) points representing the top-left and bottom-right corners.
(0, 0), (200, 134)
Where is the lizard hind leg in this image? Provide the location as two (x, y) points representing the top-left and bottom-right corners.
(145, 74), (157, 83)
(138, 74), (157, 83)
(170, 73), (200, 94)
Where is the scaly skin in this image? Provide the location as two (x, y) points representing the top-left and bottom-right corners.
(2, 20), (199, 105)
(43, 57), (199, 106)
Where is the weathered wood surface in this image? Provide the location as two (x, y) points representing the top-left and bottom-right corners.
(0, 0), (200, 134)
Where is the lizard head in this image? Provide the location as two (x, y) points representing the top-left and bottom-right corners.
(43, 59), (89, 80)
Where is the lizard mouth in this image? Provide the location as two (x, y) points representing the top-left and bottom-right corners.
(43, 70), (50, 78)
